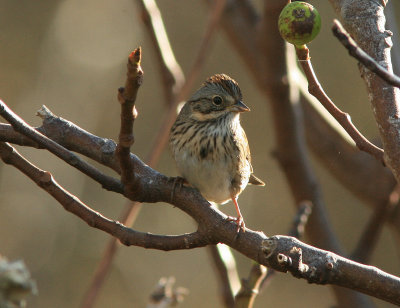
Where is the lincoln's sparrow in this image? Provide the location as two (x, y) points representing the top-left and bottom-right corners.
(169, 74), (264, 231)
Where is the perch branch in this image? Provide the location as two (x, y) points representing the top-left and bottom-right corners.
(332, 19), (400, 88)
(295, 45), (384, 163)
(0, 101), (123, 194)
(1, 113), (400, 304)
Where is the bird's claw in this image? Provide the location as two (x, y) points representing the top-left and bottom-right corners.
(226, 216), (245, 233)
(170, 176), (189, 202)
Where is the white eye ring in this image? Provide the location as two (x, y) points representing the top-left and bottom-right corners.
(212, 95), (223, 105)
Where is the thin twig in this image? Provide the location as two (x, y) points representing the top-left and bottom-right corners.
(332, 19), (400, 88)
(116, 48), (143, 186)
(0, 100), (123, 194)
(295, 46), (385, 163)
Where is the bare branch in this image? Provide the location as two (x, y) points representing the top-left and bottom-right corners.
(296, 73), (396, 208)
(295, 45), (385, 163)
(332, 19), (400, 88)
(0, 101), (123, 193)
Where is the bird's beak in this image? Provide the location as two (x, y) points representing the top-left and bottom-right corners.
(232, 101), (250, 112)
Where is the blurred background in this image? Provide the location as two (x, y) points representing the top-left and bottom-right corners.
(0, 0), (399, 307)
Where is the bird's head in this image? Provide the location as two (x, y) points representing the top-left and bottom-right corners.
(182, 74), (250, 122)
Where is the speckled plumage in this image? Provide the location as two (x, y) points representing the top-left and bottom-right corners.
(169, 74), (264, 231)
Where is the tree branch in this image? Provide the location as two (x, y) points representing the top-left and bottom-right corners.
(332, 19), (400, 88)
(295, 45), (385, 163)
(0, 101), (123, 194)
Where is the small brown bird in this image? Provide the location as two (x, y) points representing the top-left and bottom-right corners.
(169, 74), (264, 231)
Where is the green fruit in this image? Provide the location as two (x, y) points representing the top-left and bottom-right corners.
(278, 2), (321, 46)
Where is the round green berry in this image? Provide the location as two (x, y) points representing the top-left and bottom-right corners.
(278, 2), (321, 46)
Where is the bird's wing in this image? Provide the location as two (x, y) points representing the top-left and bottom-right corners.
(240, 127), (265, 186)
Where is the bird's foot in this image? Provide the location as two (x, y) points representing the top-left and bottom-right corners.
(226, 215), (245, 233)
(170, 176), (189, 202)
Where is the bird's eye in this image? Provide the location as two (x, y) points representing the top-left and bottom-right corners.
(212, 95), (223, 105)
